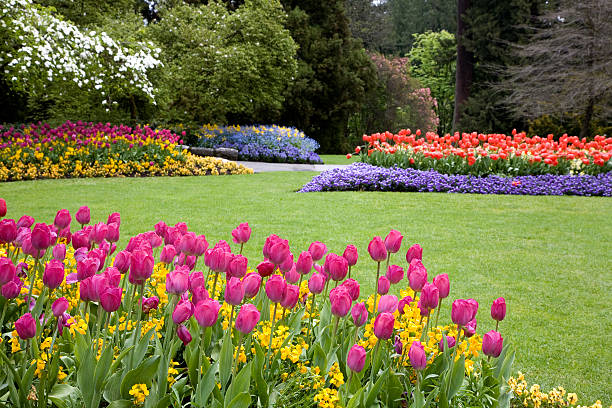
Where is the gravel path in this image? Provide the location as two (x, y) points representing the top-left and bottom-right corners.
(236, 161), (349, 173)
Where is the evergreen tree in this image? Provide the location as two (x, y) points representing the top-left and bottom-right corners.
(280, 0), (377, 152)
(345, 0), (393, 53)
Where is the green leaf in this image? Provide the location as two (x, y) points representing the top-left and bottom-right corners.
(364, 368), (388, 407)
(226, 391), (251, 408)
(346, 387), (364, 408)
(252, 340), (269, 408)
(131, 327), (155, 369)
(107, 400), (133, 408)
(194, 360), (218, 407)
(219, 330), (233, 389)
(225, 361), (251, 407)
(447, 354), (465, 400)
(94, 345), (114, 391)
(103, 372), (123, 403)
(109, 345), (134, 373)
(312, 343), (327, 372)
(48, 384), (79, 408)
(120, 355), (161, 399)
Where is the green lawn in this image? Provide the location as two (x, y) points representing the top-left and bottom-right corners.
(1, 172), (611, 404)
(320, 154), (359, 165)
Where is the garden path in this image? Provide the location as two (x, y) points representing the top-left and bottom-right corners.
(235, 160), (349, 173)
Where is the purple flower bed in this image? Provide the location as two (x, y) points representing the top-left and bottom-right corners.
(299, 163), (612, 196)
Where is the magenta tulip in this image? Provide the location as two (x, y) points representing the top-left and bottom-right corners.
(269, 240), (290, 266)
(325, 253), (348, 281)
(189, 271), (205, 291)
(417, 299), (430, 317)
(351, 302), (368, 326)
(377, 275), (390, 295)
(52, 297), (70, 317)
(342, 244), (358, 267)
(53, 209), (71, 229)
(491, 297), (506, 322)
(341, 278), (360, 301)
(17, 215), (34, 229)
(308, 241), (327, 262)
(432, 274), (450, 299)
(420, 283), (439, 310)
(113, 250), (131, 273)
(76, 257), (99, 281)
(1, 277), (22, 299)
(224, 277), (245, 306)
(285, 264), (300, 284)
(464, 318), (477, 338)
(52, 244), (66, 261)
(329, 286), (352, 317)
(398, 296), (413, 314)
(75, 206), (90, 225)
(384, 229), (403, 253)
(368, 236), (387, 262)
(107, 212), (120, 226)
(231, 222), (251, 244)
(71, 230), (90, 250)
(0, 219), (17, 243)
(172, 299), (193, 324)
(386, 264), (404, 284)
(194, 235), (208, 257)
(295, 251), (313, 275)
(15, 313), (36, 339)
(100, 287), (123, 312)
(129, 249), (154, 285)
(228, 255), (248, 279)
(0, 198), (5, 217)
(194, 298), (220, 327)
(439, 335), (456, 351)
(31, 223), (51, 250)
(177, 324), (192, 345)
(308, 273), (326, 295)
(207, 247), (229, 273)
(235, 304), (260, 334)
(43, 259), (65, 290)
(89, 222), (108, 245)
(160, 245), (177, 264)
(191, 286), (209, 305)
(466, 298), (479, 320)
(347, 344), (366, 372)
(166, 267), (190, 295)
(378, 294), (398, 313)
(279, 253), (294, 274)
(256, 261), (275, 278)
(405, 244), (423, 264)
(394, 335), (403, 354)
(106, 223), (120, 243)
(0, 258), (16, 286)
(408, 259), (427, 292)
(482, 330), (503, 358)
(177, 232), (197, 256)
(243, 273), (262, 299)
(280, 284), (300, 309)
(409, 341), (427, 370)
(265, 274), (286, 303)
(142, 296), (160, 314)
(373, 312), (395, 340)
(451, 299), (473, 327)
(88, 249), (106, 271)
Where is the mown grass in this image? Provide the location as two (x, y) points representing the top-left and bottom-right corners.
(1, 172), (610, 404)
(319, 154), (359, 165)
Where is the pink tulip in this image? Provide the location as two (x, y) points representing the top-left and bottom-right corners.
(308, 241), (327, 262)
(227, 255), (248, 279)
(418, 300), (430, 317)
(164, 227), (181, 246)
(0, 258), (16, 286)
(351, 302), (368, 326)
(189, 271), (205, 291)
(175, 222), (188, 235)
(284, 264), (300, 284)
(451, 299), (473, 326)
(368, 236), (387, 262)
(308, 273), (326, 295)
(142, 296), (160, 314)
(398, 296), (413, 315)
(172, 299), (193, 324)
(166, 267), (190, 294)
(76, 257), (99, 281)
(347, 344), (366, 372)
(75, 206), (90, 225)
(113, 250), (131, 273)
(432, 274), (450, 299)
(15, 313), (36, 339)
(52, 244), (66, 261)
(0, 198), (5, 217)
(194, 235), (208, 257)
(265, 274), (286, 303)
(176, 253), (196, 270)
(107, 212), (121, 226)
(262, 234), (282, 259)
(71, 230), (90, 250)
(224, 277), (245, 306)
(89, 223), (108, 245)
(31, 223), (51, 250)
(295, 251), (313, 275)
(342, 244), (358, 267)
(100, 287), (123, 312)
(269, 240), (290, 266)
(235, 304), (260, 334)
(439, 335), (456, 351)
(405, 244), (423, 264)
(177, 232), (197, 256)
(464, 318), (477, 338)
(384, 229), (403, 253)
(394, 335), (403, 354)
(408, 259), (427, 292)
(420, 283), (439, 310)
(329, 286), (352, 317)
(53, 209), (71, 229)
(43, 259), (65, 289)
(17, 216), (34, 229)
(232, 223), (251, 244)
(482, 330), (503, 357)
(88, 249), (106, 271)
(280, 284), (300, 309)
(325, 253), (348, 281)
(409, 341), (427, 370)
(191, 286), (210, 305)
(160, 245), (177, 264)
(177, 325), (192, 345)
(106, 223), (120, 243)
(378, 295), (398, 313)
(0, 219), (17, 243)
(194, 298), (220, 327)
(377, 276), (390, 295)
(52, 297), (69, 317)
(491, 297), (506, 321)
(373, 312), (395, 339)
(1, 277), (22, 298)
(386, 264), (404, 284)
(243, 273), (262, 299)
(279, 253), (294, 273)
(207, 247), (229, 273)
(129, 249), (154, 285)
(144, 230), (162, 248)
(341, 278), (360, 301)
(466, 298), (479, 320)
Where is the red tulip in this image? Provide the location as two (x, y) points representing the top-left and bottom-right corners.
(113, 250), (131, 273)
(409, 341), (427, 370)
(284, 264), (300, 284)
(256, 261), (275, 278)
(398, 296), (413, 314)
(406, 244), (423, 265)
(17, 216), (34, 228)
(235, 304), (260, 334)
(279, 252), (294, 273)
(439, 335), (456, 351)
(384, 229), (403, 253)
(89, 222), (108, 245)
(106, 223), (120, 243)
(142, 296), (160, 314)
(194, 298), (220, 327)
(451, 299), (473, 326)
(347, 344), (366, 372)
(482, 330), (503, 357)
(107, 212), (121, 226)
(262, 234), (282, 259)
(76, 257), (99, 281)
(0, 219), (17, 243)
(52, 244), (66, 261)
(269, 240), (290, 266)
(71, 230), (90, 250)
(373, 312), (395, 339)
(191, 286), (209, 305)
(207, 248), (229, 273)
(1, 277), (22, 298)
(0, 198), (5, 217)
(368, 236), (387, 262)
(31, 223), (51, 250)
(464, 318), (477, 338)
(178, 232), (197, 256)
(194, 235), (208, 257)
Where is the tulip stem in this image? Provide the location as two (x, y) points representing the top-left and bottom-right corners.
(228, 305), (235, 333)
(265, 302), (278, 369)
(348, 265), (351, 280)
(211, 271), (220, 300)
(308, 294), (316, 340)
(420, 310), (430, 343)
(332, 315), (340, 345)
(369, 340), (381, 387)
(495, 321), (499, 332)
(434, 299), (443, 328)
(121, 284), (136, 346)
(371, 261), (381, 313)
(26, 257), (40, 310)
(129, 284), (145, 369)
(0, 302), (6, 330)
(232, 333), (244, 380)
(101, 313), (110, 350)
(239, 243), (244, 255)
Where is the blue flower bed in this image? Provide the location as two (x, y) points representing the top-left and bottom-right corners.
(299, 163), (612, 196)
(197, 124), (322, 164)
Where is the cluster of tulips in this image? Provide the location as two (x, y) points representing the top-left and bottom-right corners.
(0, 197), (514, 408)
(352, 129), (612, 176)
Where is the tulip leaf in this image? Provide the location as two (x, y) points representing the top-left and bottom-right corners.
(312, 343), (327, 372)
(94, 345), (114, 391)
(76, 347), (95, 408)
(132, 327), (156, 370)
(225, 362), (252, 408)
(120, 355), (161, 399)
(103, 372), (123, 402)
(48, 384), (79, 408)
(447, 354), (465, 400)
(364, 367), (388, 407)
(252, 340), (269, 408)
(288, 308), (305, 336)
(346, 386), (364, 408)
(107, 400), (133, 408)
(194, 360), (217, 407)
(219, 330), (233, 389)
(226, 391), (251, 408)
(109, 345), (134, 373)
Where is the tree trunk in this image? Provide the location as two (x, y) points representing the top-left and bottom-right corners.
(579, 99), (594, 139)
(452, 0), (473, 130)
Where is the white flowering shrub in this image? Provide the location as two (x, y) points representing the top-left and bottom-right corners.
(0, 0), (162, 104)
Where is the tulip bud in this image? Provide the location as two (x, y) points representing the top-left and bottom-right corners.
(265, 274), (286, 303)
(377, 276), (390, 295)
(464, 318), (477, 338)
(75, 206), (90, 225)
(384, 229), (403, 253)
(0, 198), (5, 217)
(451, 299), (473, 327)
(409, 341), (427, 370)
(177, 324), (192, 345)
(373, 312), (395, 340)
(386, 264), (404, 284)
(394, 335), (403, 355)
(189, 271), (205, 291)
(325, 253), (348, 282)
(308, 241), (327, 262)
(439, 335), (456, 351)
(279, 253), (294, 273)
(482, 330), (503, 358)
(113, 250), (131, 273)
(408, 259), (427, 292)
(280, 284), (300, 310)
(194, 235), (208, 257)
(224, 277), (245, 306)
(342, 244), (358, 267)
(54, 209), (71, 230)
(172, 299), (193, 324)
(351, 302), (368, 326)
(420, 283), (439, 310)
(491, 297), (506, 321)
(52, 297), (70, 317)
(466, 298), (479, 320)
(100, 287), (123, 312)
(107, 212), (121, 226)
(406, 244), (423, 265)
(243, 273), (262, 299)
(308, 273), (326, 295)
(346, 344), (366, 373)
(177, 232), (197, 256)
(432, 274), (450, 299)
(235, 304), (260, 334)
(295, 251), (313, 275)
(15, 313), (36, 339)
(0, 219), (17, 243)
(194, 298), (220, 327)
(43, 259), (65, 290)
(166, 267), (190, 295)
(89, 222), (108, 245)
(0, 257), (16, 286)
(207, 248), (229, 273)
(232, 223), (251, 245)
(341, 278), (360, 301)
(368, 236), (387, 262)
(378, 294), (398, 313)
(228, 255), (248, 279)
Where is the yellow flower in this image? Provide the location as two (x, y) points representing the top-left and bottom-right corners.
(129, 384), (149, 405)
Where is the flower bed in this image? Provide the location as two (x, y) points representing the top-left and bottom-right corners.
(299, 163), (612, 196)
(0, 200), (608, 407)
(0, 121), (253, 181)
(354, 129), (612, 176)
(197, 124), (323, 164)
